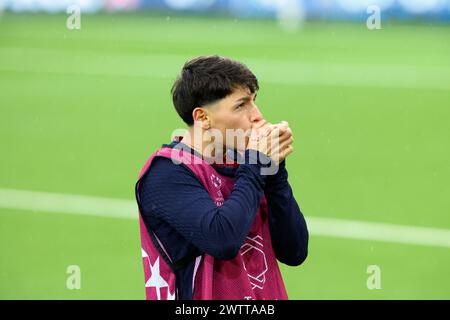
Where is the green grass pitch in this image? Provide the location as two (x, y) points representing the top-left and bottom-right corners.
(0, 13), (449, 299)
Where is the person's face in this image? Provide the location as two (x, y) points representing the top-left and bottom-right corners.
(193, 86), (265, 151)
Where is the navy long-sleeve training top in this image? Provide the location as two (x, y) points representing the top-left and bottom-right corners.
(137, 140), (308, 299)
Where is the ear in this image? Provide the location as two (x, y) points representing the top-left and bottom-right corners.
(192, 107), (211, 129)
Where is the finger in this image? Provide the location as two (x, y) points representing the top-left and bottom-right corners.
(279, 136), (294, 151)
(259, 122), (273, 136)
(273, 121), (290, 136)
(279, 121), (289, 129)
(252, 119), (268, 130)
(260, 124), (274, 138)
(269, 127), (281, 140)
(267, 129), (289, 149)
(279, 126), (292, 137)
(278, 128), (293, 144)
(280, 144), (294, 160)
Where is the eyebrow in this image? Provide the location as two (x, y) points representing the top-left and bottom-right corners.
(235, 96), (251, 104)
(234, 93), (257, 104)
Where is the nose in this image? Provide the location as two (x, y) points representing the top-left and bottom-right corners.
(250, 104), (264, 123)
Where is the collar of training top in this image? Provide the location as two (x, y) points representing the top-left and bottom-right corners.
(161, 136), (241, 177)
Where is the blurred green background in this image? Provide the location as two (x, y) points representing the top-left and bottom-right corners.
(0, 12), (449, 299)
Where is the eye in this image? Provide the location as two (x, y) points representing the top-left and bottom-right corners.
(236, 102), (246, 109)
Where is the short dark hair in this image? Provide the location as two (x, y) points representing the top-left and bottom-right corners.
(171, 55), (259, 126)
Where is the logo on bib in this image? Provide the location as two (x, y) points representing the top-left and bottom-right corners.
(240, 235), (268, 290)
(142, 249), (175, 300)
(210, 173), (224, 206)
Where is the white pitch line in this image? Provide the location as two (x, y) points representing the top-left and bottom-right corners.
(0, 47), (449, 90)
(0, 188), (135, 220)
(1, 188), (450, 249)
(307, 216), (450, 249)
